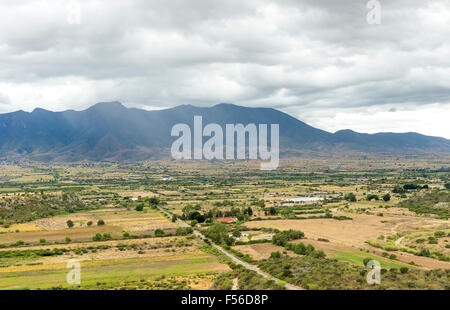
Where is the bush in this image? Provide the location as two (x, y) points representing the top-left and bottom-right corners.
(344, 193), (356, 202)
(135, 204), (144, 212)
(93, 233), (102, 242)
(154, 229), (165, 236)
(97, 220), (105, 226)
(148, 197), (160, 206)
(66, 220), (74, 228)
(87, 221), (93, 226)
(272, 230), (305, 246)
(393, 186), (405, 194)
(382, 194), (391, 202)
(400, 267), (409, 274)
(434, 231), (445, 238)
(270, 251), (282, 259)
(176, 227), (193, 236)
(366, 194), (379, 201)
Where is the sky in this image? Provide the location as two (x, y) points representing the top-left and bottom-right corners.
(0, 0), (449, 138)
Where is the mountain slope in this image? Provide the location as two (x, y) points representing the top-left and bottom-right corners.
(0, 102), (449, 161)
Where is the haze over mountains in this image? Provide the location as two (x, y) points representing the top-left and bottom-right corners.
(0, 102), (449, 162)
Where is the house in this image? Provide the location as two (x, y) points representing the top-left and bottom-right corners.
(228, 232), (249, 240)
(129, 197), (139, 202)
(218, 218), (234, 223)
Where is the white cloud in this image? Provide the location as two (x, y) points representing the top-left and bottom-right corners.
(0, 0), (449, 137)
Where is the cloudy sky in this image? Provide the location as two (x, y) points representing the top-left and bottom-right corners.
(0, 0), (449, 137)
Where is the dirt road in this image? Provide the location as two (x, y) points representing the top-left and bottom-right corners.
(157, 206), (303, 290)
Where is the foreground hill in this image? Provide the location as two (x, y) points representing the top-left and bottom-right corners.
(0, 102), (449, 161)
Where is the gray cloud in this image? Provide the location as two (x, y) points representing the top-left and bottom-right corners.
(0, 0), (449, 136)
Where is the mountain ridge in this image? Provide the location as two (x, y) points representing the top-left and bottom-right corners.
(0, 101), (449, 162)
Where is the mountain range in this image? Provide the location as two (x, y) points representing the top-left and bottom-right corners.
(0, 101), (449, 162)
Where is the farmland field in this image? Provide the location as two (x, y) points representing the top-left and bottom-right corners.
(0, 157), (449, 290)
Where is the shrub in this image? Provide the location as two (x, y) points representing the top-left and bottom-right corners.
(148, 197), (160, 206)
(154, 229), (165, 236)
(87, 221), (93, 226)
(176, 227), (193, 236)
(272, 230), (305, 246)
(93, 233), (102, 242)
(363, 258), (371, 267)
(344, 193), (356, 202)
(434, 231), (445, 238)
(270, 251), (282, 259)
(400, 267), (408, 274)
(97, 220), (105, 226)
(66, 220), (74, 228)
(366, 194), (379, 201)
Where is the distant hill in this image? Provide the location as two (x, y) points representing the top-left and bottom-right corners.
(0, 101), (449, 162)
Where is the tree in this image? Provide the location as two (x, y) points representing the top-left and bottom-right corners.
(205, 223), (229, 244)
(190, 211), (205, 223)
(366, 194), (379, 201)
(393, 185), (405, 194)
(87, 221), (93, 226)
(382, 193), (391, 202)
(270, 251), (281, 259)
(244, 207), (253, 216)
(345, 193), (357, 202)
(400, 267), (409, 274)
(66, 220), (74, 228)
(93, 233), (102, 242)
(97, 219), (105, 226)
(182, 205), (194, 219)
(176, 227), (193, 236)
(154, 229), (165, 236)
(135, 203), (144, 211)
(149, 197), (160, 206)
(403, 183), (419, 190)
(444, 183), (450, 190)
(232, 229), (241, 238)
(190, 220), (198, 227)
(172, 214), (178, 223)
